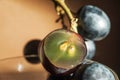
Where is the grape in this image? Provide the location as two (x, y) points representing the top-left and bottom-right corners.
(78, 5), (111, 41)
(39, 29), (86, 75)
(73, 60), (118, 80)
(85, 40), (96, 59)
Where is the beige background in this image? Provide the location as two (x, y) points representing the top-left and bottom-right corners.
(0, 0), (61, 59)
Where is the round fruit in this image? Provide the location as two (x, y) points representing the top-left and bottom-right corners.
(85, 40), (96, 59)
(78, 5), (111, 40)
(73, 60), (118, 80)
(39, 29), (86, 75)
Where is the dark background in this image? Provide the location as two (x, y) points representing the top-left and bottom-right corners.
(66, 0), (120, 77)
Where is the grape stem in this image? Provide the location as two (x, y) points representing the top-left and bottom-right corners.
(53, 0), (78, 33)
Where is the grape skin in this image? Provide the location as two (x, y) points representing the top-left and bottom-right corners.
(73, 61), (116, 80)
(78, 5), (111, 41)
(83, 62), (115, 80)
(85, 40), (96, 59)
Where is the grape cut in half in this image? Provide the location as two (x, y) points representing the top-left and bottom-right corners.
(39, 29), (86, 75)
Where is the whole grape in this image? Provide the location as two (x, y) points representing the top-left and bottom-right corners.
(85, 40), (96, 59)
(73, 60), (118, 80)
(78, 5), (111, 41)
(39, 29), (86, 75)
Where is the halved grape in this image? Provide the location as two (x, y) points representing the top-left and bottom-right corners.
(73, 60), (118, 80)
(78, 5), (111, 41)
(85, 40), (96, 59)
(39, 29), (86, 75)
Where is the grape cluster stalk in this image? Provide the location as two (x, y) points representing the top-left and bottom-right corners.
(38, 0), (119, 80)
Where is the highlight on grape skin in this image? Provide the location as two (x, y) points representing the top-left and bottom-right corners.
(40, 29), (87, 70)
(78, 5), (111, 41)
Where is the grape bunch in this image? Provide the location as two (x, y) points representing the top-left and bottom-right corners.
(35, 0), (119, 80)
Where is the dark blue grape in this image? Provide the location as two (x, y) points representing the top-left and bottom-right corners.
(78, 5), (111, 41)
(85, 40), (96, 59)
(73, 60), (117, 80)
